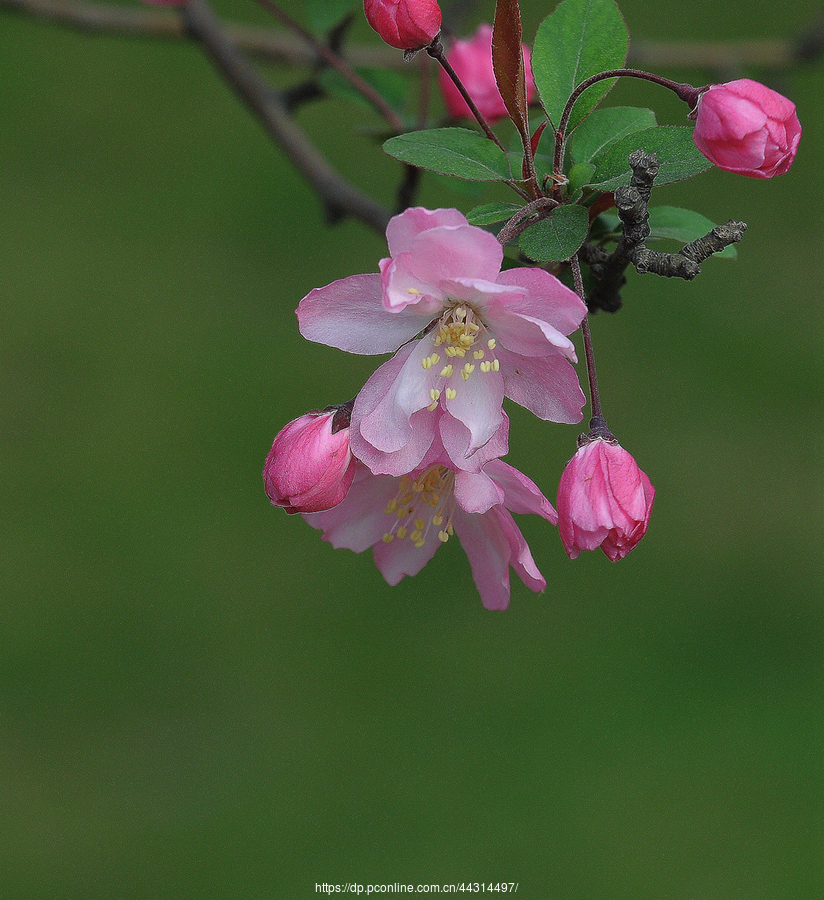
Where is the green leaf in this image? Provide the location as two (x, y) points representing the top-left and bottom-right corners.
(646, 206), (737, 258)
(318, 68), (408, 115)
(466, 203), (524, 226)
(571, 106), (657, 165)
(589, 126), (712, 190)
(532, 0), (628, 131)
(595, 207), (737, 258)
(383, 128), (512, 181)
(304, 0), (356, 33)
(567, 162), (596, 198)
(519, 204), (589, 261)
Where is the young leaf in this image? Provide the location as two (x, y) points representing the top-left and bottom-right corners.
(596, 207), (737, 258)
(532, 0), (628, 132)
(493, 0), (530, 149)
(519, 204), (589, 261)
(571, 106), (657, 165)
(466, 202), (525, 226)
(647, 206), (738, 257)
(383, 128), (513, 181)
(567, 162), (596, 198)
(588, 126), (712, 189)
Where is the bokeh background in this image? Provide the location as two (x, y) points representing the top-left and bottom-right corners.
(1, 0), (822, 897)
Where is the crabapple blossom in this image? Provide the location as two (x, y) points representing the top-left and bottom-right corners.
(297, 207), (587, 476)
(263, 405), (356, 514)
(557, 434), (655, 561)
(363, 0), (441, 51)
(691, 78), (801, 178)
(303, 451), (557, 610)
(438, 24), (536, 123)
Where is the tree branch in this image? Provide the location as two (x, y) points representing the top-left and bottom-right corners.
(181, 0), (391, 233)
(3, 0), (821, 73)
(580, 151), (746, 312)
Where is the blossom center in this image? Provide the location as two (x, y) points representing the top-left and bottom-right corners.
(382, 465), (456, 548)
(419, 305), (500, 410)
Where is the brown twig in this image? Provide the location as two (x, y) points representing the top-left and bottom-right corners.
(249, 0), (406, 132)
(2, 0), (820, 73)
(181, 0), (391, 233)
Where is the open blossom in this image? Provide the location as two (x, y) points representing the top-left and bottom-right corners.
(297, 207), (587, 476)
(303, 452), (557, 610)
(692, 79), (801, 178)
(263, 405), (357, 514)
(438, 24), (536, 123)
(363, 0), (441, 51)
(557, 436), (654, 561)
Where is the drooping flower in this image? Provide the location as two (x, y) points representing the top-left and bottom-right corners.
(438, 24), (536, 123)
(691, 78), (801, 178)
(297, 207), (587, 476)
(263, 404), (357, 514)
(302, 452), (557, 610)
(556, 432), (654, 561)
(363, 0), (441, 51)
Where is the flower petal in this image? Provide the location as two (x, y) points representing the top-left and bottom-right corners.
(453, 506), (545, 610)
(482, 459), (558, 523)
(302, 464), (399, 552)
(499, 352), (586, 423)
(297, 273), (423, 354)
(385, 207), (470, 257)
(494, 267), (587, 335)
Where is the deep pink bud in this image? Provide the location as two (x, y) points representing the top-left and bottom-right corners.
(557, 438), (654, 561)
(263, 407), (357, 515)
(692, 78), (801, 178)
(438, 24), (536, 123)
(363, 0), (441, 51)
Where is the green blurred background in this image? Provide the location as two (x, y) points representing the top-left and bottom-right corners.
(1, 0), (822, 897)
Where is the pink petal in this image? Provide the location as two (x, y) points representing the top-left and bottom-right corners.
(442, 363), (505, 454)
(352, 341), (435, 449)
(498, 352), (586, 423)
(482, 459), (558, 523)
(453, 506), (545, 610)
(297, 273), (423, 354)
(385, 207), (470, 257)
(436, 410), (510, 473)
(453, 469), (505, 514)
(302, 464), (399, 552)
(372, 524), (442, 585)
(494, 267), (588, 335)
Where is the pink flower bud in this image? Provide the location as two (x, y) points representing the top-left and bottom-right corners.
(363, 0), (441, 51)
(438, 24), (536, 124)
(692, 78), (801, 178)
(557, 438), (654, 561)
(263, 407), (357, 515)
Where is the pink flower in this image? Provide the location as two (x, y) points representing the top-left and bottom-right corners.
(438, 24), (536, 123)
(363, 0), (441, 51)
(303, 454), (557, 610)
(263, 405), (357, 514)
(692, 78), (801, 178)
(297, 207), (587, 476)
(557, 436), (654, 561)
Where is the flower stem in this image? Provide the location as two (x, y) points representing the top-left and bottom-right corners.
(427, 37), (506, 151)
(570, 254), (602, 421)
(552, 68), (703, 196)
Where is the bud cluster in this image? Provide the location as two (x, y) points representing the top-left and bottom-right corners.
(260, 0), (801, 610)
